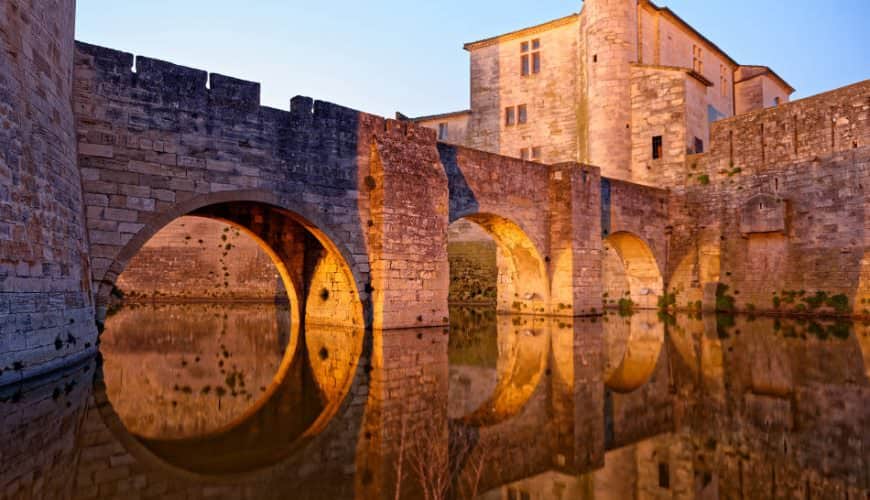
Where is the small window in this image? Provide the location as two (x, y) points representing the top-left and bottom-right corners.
(593, 54), (598, 63)
(694, 137), (704, 154)
(518, 104), (527, 124)
(720, 65), (729, 97)
(437, 123), (448, 141)
(773, 97), (781, 107)
(505, 107), (516, 126)
(521, 38), (541, 76)
(692, 45), (703, 74)
(531, 146), (541, 160)
(520, 148), (530, 161)
(659, 462), (670, 489)
(652, 136), (663, 159)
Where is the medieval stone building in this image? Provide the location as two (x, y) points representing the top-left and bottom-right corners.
(413, 0), (794, 187)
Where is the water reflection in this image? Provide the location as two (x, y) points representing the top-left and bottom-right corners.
(102, 303), (293, 439)
(0, 307), (867, 499)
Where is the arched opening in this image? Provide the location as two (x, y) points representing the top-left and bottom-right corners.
(98, 201), (364, 475)
(603, 310), (665, 393)
(448, 214), (549, 315)
(602, 232), (664, 311)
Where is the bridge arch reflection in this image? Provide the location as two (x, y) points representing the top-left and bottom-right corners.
(97, 194), (366, 476)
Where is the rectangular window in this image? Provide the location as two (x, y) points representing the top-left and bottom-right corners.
(518, 104), (527, 124)
(720, 65), (729, 97)
(505, 107), (516, 126)
(438, 123), (448, 141)
(531, 146), (541, 161)
(520, 147), (530, 161)
(521, 38), (541, 75)
(694, 137), (704, 154)
(693, 45), (703, 74)
(652, 136), (663, 159)
(659, 462), (670, 489)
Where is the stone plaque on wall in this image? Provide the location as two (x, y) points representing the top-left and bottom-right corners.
(739, 194), (787, 235)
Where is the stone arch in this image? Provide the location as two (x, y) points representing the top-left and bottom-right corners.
(603, 232), (664, 310)
(604, 310), (665, 393)
(93, 189), (366, 328)
(95, 190), (368, 475)
(450, 212), (550, 315)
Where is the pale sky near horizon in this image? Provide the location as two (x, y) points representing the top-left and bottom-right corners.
(75, 1), (869, 118)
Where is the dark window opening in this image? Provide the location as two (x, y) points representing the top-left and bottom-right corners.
(652, 136), (663, 159)
(593, 54), (598, 63)
(518, 104), (528, 124)
(437, 123), (448, 141)
(694, 137), (704, 154)
(659, 462), (670, 489)
(531, 146), (541, 161)
(520, 148), (530, 161)
(521, 38), (541, 75)
(505, 107), (516, 126)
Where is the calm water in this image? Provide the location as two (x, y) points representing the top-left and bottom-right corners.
(1, 304), (867, 499)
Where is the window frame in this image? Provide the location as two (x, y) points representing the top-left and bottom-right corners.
(652, 135), (663, 160)
(517, 104), (528, 125)
(692, 45), (703, 74)
(505, 106), (516, 126)
(437, 123), (448, 141)
(520, 38), (541, 76)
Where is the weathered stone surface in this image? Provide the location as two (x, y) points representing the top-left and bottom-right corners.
(0, 0), (98, 386)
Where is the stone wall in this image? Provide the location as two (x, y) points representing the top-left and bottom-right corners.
(466, 16), (580, 165)
(668, 81), (870, 315)
(115, 216), (286, 301)
(0, 0), (98, 386)
(73, 41), (450, 330)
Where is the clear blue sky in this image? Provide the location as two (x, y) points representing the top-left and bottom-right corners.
(75, 1), (869, 118)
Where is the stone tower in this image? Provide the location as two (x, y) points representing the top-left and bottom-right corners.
(583, 0), (638, 181)
(0, 0), (98, 385)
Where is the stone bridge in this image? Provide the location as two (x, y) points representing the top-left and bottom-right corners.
(74, 41), (669, 337)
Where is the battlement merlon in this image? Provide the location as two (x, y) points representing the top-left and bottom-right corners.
(74, 41), (436, 143)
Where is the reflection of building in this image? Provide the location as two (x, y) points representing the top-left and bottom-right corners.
(412, 0), (792, 185)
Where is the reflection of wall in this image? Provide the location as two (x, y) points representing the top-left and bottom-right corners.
(0, 362), (92, 499)
(101, 303), (290, 439)
(116, 217), (285, 301)
(671, 314), (870, 494)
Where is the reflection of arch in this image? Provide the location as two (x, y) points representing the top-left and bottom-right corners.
(604, 310), (665, 393)
(97, 320), (364, 476)
(97, 191), (366, 475)
(603, 232), (663, 309)
(454, 315), (550, 427)
(452, 213), (549, 315)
